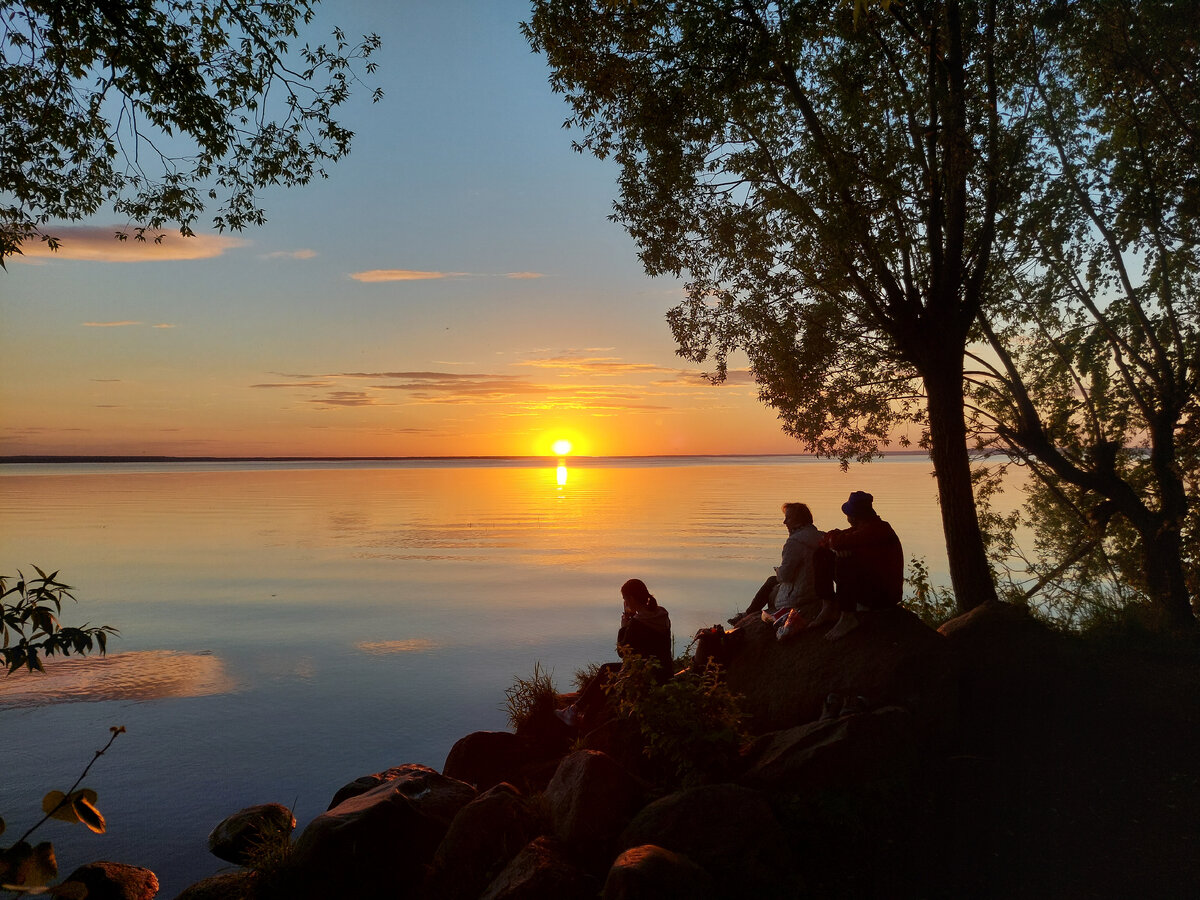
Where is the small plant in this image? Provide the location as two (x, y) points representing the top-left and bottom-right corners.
(503, 662), (557, 732)
(1, 726), (125, 897)
(604, 654), (747, 788)
(903, 557), (957, 628)
(572, 661), (602, 692)
(2, 568), (118, 674)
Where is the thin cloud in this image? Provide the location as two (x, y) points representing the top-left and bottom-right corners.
(250, 381), (335, 389)
(152, 323), (176, 329)
(505, 272), (545, 279)
(516, 355), (680, 376)
(350, 269), (464, 282)
(83, 320), (143, 328)
(262, 249), (318, 260)
(18, 227), (245, 262)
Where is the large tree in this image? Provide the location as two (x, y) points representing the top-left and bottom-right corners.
(525, 0), (1042, 610)
(0, 0), (380, 263)
(970, 0), (1199, 628)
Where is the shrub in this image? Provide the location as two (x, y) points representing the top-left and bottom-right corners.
(604, 654), (747, 788)
(503, 662), (557, 732)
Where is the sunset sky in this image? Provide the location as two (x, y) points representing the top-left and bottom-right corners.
(1, 0), (806, 458)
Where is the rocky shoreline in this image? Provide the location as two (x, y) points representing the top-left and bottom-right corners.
(52, 601), (1200, 899)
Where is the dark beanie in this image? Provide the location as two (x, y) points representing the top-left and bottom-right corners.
(841, 491), (875, 517)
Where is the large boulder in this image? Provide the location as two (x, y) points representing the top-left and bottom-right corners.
(290, 765), (475, 897)
(723, 606), (956, 739)
(738, 705), (919, 793)
(478, 836), (592, 900)
(618, 783), (802, 898)
(422, 782), (542, 900)
(206, 802), (295, 865)
(442, 731), (529, 792)
(59, 862), (159, 900)
(174, 872), (256, 900)
(602, 844), (717, 900)
(545, 750), (646, 870)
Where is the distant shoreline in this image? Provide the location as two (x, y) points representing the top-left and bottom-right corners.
(0, 451), (937, 465)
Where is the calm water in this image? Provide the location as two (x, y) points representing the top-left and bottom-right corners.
(0, 456), (978, 894)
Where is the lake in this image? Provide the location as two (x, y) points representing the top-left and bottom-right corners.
(0, 456), (997, 894)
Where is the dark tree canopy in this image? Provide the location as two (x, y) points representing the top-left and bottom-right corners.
(525, 0), (1042, 610)
(0, 0), (381, 263)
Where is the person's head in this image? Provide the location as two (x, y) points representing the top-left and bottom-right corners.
(781, 502), (813, 530)
(841, 491), (875, 523)
(621, 578), (657, 613)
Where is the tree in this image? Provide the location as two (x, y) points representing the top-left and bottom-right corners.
(525, 0), (1043, 610)
(968, 0), (1199, 628)
(0, 0), (381, 264)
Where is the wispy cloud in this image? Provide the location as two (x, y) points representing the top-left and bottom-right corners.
(17, 227), (245, 262)
(349, 269), (548, 283)
(82, 320), (177, 330)
(350, 269), (464, 282)
(515, 354), (681, 376)
(262, 249), (318, 260)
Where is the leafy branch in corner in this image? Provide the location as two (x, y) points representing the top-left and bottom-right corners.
(1, 568), (118, 674)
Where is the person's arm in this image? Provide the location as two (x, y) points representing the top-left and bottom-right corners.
(776, 530), (806, 583)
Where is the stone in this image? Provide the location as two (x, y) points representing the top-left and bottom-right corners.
(206, 802), (295, 865)
(724, 605), (957, 740)
(422, 782), (541, 900)
(479, 836), (592, 900)
(442, 731), (527, 792)
(618, 783), (802, 899)
(602, 844), (717, 900)
(545, 750), (644, 870)
(738, 705), (919, 793)
(59, 861), (159, 900)
(291, 764), (476, 897)
(173, 871), (257, 900)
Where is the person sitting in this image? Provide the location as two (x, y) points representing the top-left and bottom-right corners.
(556, 578), (672, 729)
(811, 491), (904, 640)
(729, 502), (823, 626)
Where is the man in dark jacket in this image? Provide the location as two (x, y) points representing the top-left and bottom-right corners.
(812, 491), (904, 641)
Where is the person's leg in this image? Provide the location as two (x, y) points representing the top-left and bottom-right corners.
(809, 547), (840, 628)
(730, 575), (778, 624)
(823, 551), (861, 640)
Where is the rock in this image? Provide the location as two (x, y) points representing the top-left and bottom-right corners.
(738, 705), (919, 793)
(173, 871), (257, 900)
(545, 750), (645, 871)
(291, 764), (476, 897)
(724, 605), (957, 739)
(479, 836), (592, 900)
(618, 783), (802, 898)
(206, 802), (295, 865)
(422, 782), (541, 900)
(442, 731), (527, 792)
(59, 861), (159, 900)
(602, 844), (717, 900)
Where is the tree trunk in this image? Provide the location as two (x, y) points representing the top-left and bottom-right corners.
(1135, 515), (1197, 630)
(923, 354), (999, 613)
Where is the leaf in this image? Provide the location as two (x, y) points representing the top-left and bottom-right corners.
(3, 840), (59, 888)
(71, 792), (106, 834)
(42, 791), (78, 823)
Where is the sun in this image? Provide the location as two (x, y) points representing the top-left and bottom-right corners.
(551, 439), (573, 456)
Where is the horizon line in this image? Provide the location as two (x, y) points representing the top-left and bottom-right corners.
(0, 451), (936, 464)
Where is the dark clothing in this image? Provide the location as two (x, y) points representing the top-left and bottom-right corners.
(822, 514), (903, 612)
(617, 606), (673, 674)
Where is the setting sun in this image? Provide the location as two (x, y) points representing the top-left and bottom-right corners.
(551, 439), (573, 456)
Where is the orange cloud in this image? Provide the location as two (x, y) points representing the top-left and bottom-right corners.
(505, 272), (545, 279)
(83, 320), (143, 327)
(263, 249), (318, 260)
(350, 269), (463, 282)
(17, 227), (245, 262)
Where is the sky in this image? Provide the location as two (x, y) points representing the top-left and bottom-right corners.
(1, 0), (808, 459)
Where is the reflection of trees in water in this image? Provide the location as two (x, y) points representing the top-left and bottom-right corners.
(0, 651), (235, 708)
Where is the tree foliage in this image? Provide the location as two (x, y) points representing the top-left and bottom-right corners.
(969, 0), (1200, 627)
(0, 0), (381, 263)
(1, 567), (118, 674)
(524, 0), (1040, 610)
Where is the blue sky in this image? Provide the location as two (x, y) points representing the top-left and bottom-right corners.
(1, 0), (803, 457)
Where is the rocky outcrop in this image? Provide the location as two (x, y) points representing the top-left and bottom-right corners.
(723, 605), (957, 739)
(171, 600), (1200, 900)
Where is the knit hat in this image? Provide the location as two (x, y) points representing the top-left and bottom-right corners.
(841, 491), (875, 517)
